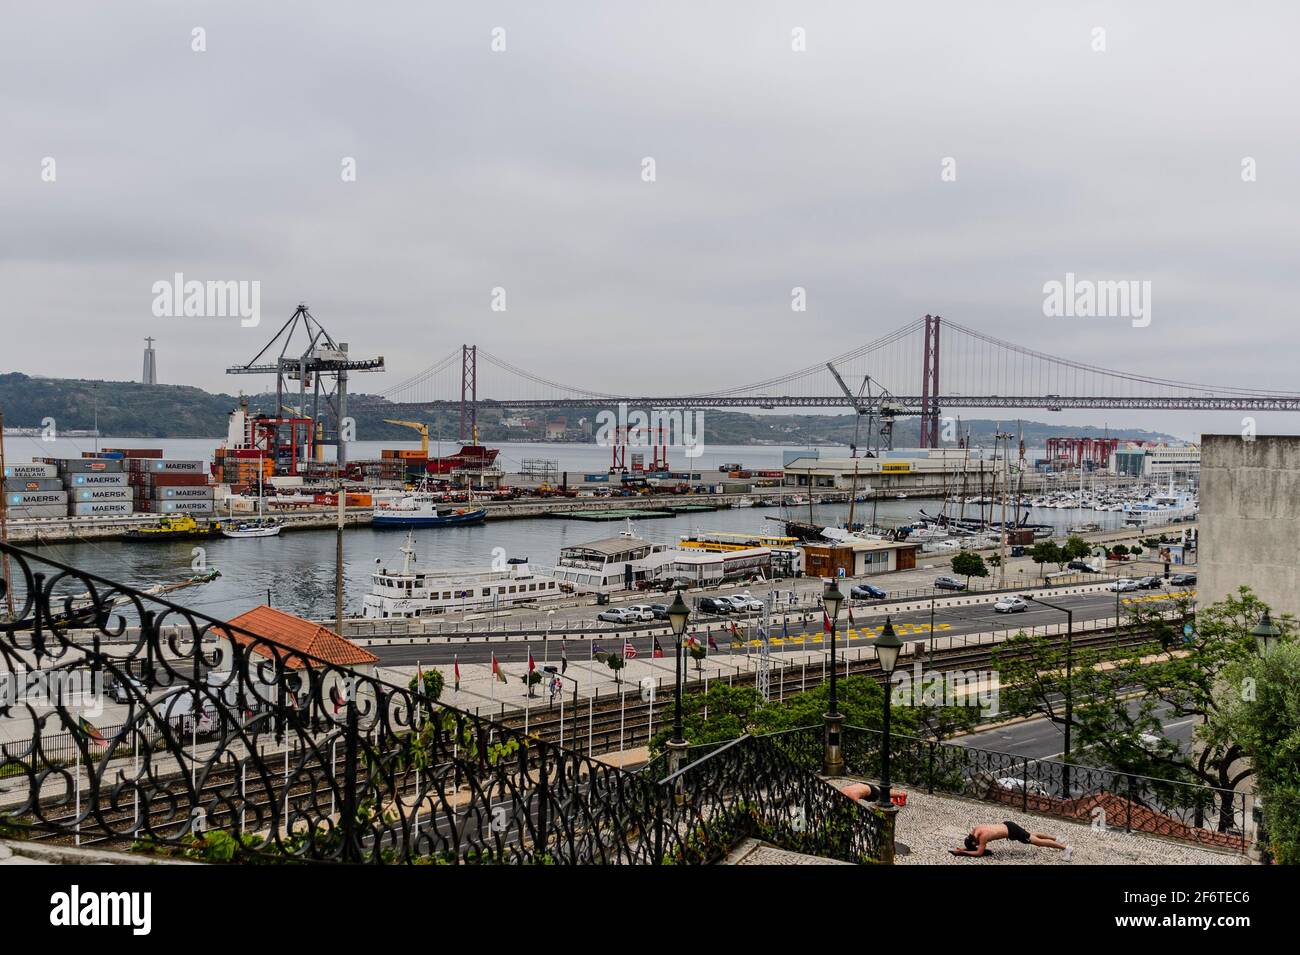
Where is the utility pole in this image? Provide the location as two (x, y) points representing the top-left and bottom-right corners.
(0, 411), (13, 617)
(335, 473), (345, 634)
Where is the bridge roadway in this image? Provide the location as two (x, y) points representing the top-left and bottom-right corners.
(405, 394), (1300, 412)
(370, 586), (1184, 668)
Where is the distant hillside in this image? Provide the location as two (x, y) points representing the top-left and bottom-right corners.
(0, 372), (1177, 447)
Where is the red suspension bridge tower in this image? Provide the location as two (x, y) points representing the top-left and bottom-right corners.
(919, 314), (941, 448)
(459, 345), (477, 442)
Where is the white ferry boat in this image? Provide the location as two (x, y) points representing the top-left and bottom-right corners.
(362, 532), (561, 619)
(549, 531), (674, 594)
(1123, 493), (1198, 528)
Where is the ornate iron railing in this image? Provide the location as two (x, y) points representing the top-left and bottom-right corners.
(0, 542), (889, 864)
(839, 725), (1251, 853)
(657, 731), (890, 864)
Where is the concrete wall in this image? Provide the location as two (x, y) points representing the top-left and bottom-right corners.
(1199, 434), (1300, 619)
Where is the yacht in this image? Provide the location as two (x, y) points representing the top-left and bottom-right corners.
(363, 532), (560, 619)
(222, 518), (282, 539)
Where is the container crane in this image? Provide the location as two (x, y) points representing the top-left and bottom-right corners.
(384, 419), (430, 457)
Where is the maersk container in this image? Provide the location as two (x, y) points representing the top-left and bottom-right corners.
(67, 472), (129, 487)
(7, 491), (69, 506)
(157, 500), (215, 514)
(145, 459), (205, 473)
(3, 463), (58, 479)
(58, 458), (125, 473)
(74, 487), (132, 502)
(7, 504), (67, 519)
(4, 477), (63, 492)
(583, 473), (609, 482)
(152, 486), (215, 500)
(70, 502), (135, 516)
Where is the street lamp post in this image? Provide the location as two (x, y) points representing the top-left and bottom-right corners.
(666, 589), (692, 775)
(822, 578), (845, 775)
(874, 616), (904, 807)
(1252, 610), (1280, 656)
(1035, 597), (1074, 797)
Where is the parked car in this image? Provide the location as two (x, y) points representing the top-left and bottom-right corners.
(934, 576), (966, 591)
(1109, 578), (1140, 592)
(994, 776), (1050, 798)
(698, 597), (734, 614)
(648, 603), (670, 620)
(111, 675), (147, 704)
(725, 593), (764, 612)
(597, 608), (637, 624)
(1067, 560), (1098, 573)
(1135, 576), (1162, 590)
(994, 596), (1028, 613)
(624, 604), (657, 622)
(851, 583), (888, 600)
(1169, 573), (1197, 586)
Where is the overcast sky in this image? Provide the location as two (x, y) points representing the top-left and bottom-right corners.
(4, 1), (1299, 440)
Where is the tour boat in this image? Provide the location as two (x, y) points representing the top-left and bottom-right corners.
(363, 532), (559, 619)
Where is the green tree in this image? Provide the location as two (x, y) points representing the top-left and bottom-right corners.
(688, 642), (707, 677)
(606, 654), (626, 685)
(993, 587), (1294, 833)
(1030, 540), (1062, 576)
(950, 551), (988, 588)
(522, 670), (542, 697)
(1214, 643), (1300, 863)
(407, 668), (445, 702)
(1061, 536), (1092, 563)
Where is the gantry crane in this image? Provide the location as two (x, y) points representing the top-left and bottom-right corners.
(226, 304), (384, 468)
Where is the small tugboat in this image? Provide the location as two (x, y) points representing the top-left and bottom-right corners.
(371, 497), (486, 528)
(124, 513), (222, 541)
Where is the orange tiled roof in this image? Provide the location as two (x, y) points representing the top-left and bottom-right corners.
(226, 605), (379, 669)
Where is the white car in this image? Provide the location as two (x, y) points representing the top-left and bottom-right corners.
(725, 593), (764, 612)
(994, 597), (1028, 614)
(597, 608), (637, 624)
(624, 604), (657, 622)
(994, 776), (1050, 797)
(1109, 578), (1140, 592)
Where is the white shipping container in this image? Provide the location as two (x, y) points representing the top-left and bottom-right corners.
(157, 500), (215, 514)
(58, 458), (125, 473)
(6, 491), (69, 506)
(147, 460), (205, 473)
(70, 502), (135, 516)
(4, 463), (58, 479)
(67, 472), (129, 487)
(7, 504), (68, 519)
(74, 487), (132, 502)
(153, 487), (215, 500)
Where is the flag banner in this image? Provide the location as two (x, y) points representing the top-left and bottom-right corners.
(454, 655), (461, 692)
(561, 641), (568, 674)
(823, 612), (832, 634)
(708, 634), (719, 651)
(528, 649), (536, 672)
(848, 607), (855, 625)
(624, 641), (638, 659)
(77, 715), (108, 747)
(652, 637), (664, 658)
(329, 685), (344, 714)
(492, 653), (508, 684)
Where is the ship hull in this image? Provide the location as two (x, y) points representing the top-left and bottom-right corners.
(372, 508), (487, 528)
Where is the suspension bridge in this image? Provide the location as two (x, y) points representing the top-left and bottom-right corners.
(378, 315), (1300, 447)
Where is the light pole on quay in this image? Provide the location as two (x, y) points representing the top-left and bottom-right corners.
(874, 616), (904, 808)
(666, 588), (692, 774)
(822, 578), (845, 775)
(1035, 596), (1074, 797)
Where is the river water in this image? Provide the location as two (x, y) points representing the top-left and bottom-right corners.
(7, 435), (1125, 621)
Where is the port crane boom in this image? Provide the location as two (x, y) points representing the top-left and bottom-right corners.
(384, 419), (430, 457)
